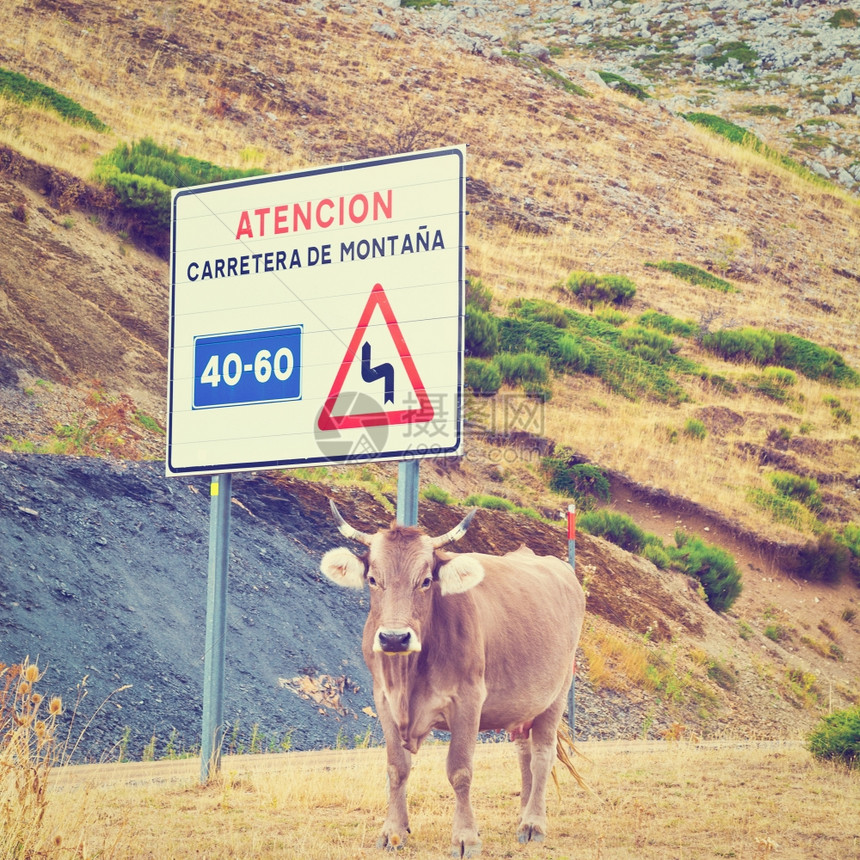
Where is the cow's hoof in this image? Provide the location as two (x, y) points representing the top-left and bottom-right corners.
(377, 830), (408, 851)
(451, 838), (482, 858)
(517, 823), (546, 844)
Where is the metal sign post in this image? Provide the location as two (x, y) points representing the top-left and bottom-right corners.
(396, 460), (420, 527)
(200, 473), (232, 782)
(567, 503), (576, 738)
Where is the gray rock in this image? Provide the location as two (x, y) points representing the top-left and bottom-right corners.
(371, 22), (397, 39)
(521, 42), (551, 61)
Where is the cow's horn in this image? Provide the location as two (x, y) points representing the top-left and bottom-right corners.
(329, 499), (372, 545)
(431, 508), (477, 549)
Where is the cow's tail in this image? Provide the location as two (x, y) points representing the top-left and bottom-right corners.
(552, 719), (596, 797)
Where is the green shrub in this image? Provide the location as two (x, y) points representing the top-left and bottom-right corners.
(542, 454), (611, 504)
(807, 705), (860, 768)
(769, 471), (822, 512)
(641, 540), (671, 570)
(94, 137), (265, 250)
(764, 624), (788, 642)
(772, 332), (860, 386)
(838, 524), (860, 585)
(0, 66), (108, 130)
(523, 383), (552, 402)
(499, 315), (687, 404)
(566, 270), (636, 306)
(638, 311), (699, 339)
(754, 366), (797, 401)
(401, 0), (452, 7)
(684, 112), (757, 144)
(592, 307), (627, 326)
(670, 532), (742, 612)
(702, 327), (776, 365)
(618, 326), (677, 365)
(596, 71), (651, 100)
(683, 418), (707, 440)
(703, 42), (759, 72)
(515, 298), (568, 328)
(578, 510), (647, 553)
(465, 305), (500, 357)
(827, 9), (858, 28)
(494, 352), (549, 385)
(795, 533), (851, 584)
(555, 334), (592, 373)
(463, 494), (514, 511)
(464, 357), (501, 395)
(465, 277), (493, 312)
(645, 260), (736, 293)
(421, 484), (454, 505)
(747, 487), (808, 529)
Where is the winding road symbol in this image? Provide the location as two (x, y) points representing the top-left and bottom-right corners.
(317, 282), (434, 431)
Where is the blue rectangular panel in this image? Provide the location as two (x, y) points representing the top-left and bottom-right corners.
(193, 326), (302, 409)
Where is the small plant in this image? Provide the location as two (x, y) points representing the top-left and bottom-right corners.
(465, 306), (500, 357)
(671, 532), (742, 612)
(493, 351), (549, 386)
(827, 8), (858, 28)
(807, 704), (860, 767)
(764, 624), (788, 642)
(795, 533), (851, 583)
(638, 310), (699, 339)
(0, 66), (108, 130)
(565, 270), (636, 307)
(784, 668), (819, 708)
(596, 71), (651, 100)
(683, 418), (707, 440)
(142, 734), (157, 761)
(0, 660), (64, 858)
(464, 358), (501, 396)
(542, 452), (610, 505)
(421, 484), (454, 505)
(707, 659), (738, 690)
(463, 493), (514, 512)
(645, 260), (736, 293)
(738, 619), (754, 640)
(578, 509), (647, 553)
(465, 278), (493, 312)
(768, 471), (822, 513)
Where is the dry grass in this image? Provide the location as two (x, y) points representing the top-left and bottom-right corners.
(37, 741), (860, 859)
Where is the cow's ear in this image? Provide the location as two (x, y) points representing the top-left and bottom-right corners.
(437, 555), (484, 595)
(320, 548), (366, 590)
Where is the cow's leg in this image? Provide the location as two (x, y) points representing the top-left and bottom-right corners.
(377, 700), (412, 849)
(514, 735), (533, 815)
(516, 689), (567, 844)
(446, 705), (482, 858)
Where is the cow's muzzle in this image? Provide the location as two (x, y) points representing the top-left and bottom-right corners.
(374, 627), (421, 654)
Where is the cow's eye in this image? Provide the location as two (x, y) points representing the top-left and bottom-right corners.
(420, 576), (432, 591)
(367, 575), (379, 588)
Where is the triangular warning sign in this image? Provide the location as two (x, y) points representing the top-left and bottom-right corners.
(318, 283), (434, 431)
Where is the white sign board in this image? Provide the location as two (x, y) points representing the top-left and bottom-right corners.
(167, 147), (465, 476)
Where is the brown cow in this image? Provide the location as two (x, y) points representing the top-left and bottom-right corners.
(320, 501), (586, 857)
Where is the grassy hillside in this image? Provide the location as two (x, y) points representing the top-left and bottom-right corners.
(1, 0), (859, 740)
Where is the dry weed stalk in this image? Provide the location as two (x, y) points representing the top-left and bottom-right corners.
(0, 659), (63, 859)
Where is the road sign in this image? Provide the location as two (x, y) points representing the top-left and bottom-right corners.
(167, 147), (466, 476)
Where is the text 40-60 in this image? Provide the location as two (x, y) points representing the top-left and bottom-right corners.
(200, 348), (294, 388)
